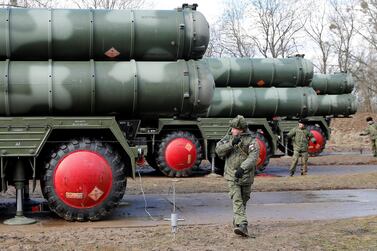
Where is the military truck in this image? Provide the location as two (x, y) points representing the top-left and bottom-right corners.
(0, 6), (312, 221)
(0, 5), (357, 223)
(0, 5), (216, 222)
(277, 72), (356, 157)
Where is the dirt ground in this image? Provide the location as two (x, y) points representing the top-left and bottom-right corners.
(269, 154), (377, 166)
(0, 216), (376, 251)
(327, 112), (377, 152)
(127, 170), (377, 195)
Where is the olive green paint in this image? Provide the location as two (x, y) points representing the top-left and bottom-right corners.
(0, 7), (209, 60)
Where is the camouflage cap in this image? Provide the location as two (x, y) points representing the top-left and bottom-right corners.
(229, 115), (247, 130)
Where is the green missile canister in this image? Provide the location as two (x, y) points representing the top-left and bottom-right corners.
(207, 87), (318, 118)
(204, 56), (313, 87)
(310, 73), (354, 95)
(315, 94), (357, 116)
(0, 5), (209, 60)
(0, 60), (215, 117)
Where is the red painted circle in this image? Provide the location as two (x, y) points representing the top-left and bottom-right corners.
(256, 137), (267, 169)
(164, 138), (197, 171)
(136, 157), (146, 166)
(53, 150), (113, 209)
(308, 130), (325, 154)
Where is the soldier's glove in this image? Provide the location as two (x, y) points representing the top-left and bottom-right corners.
(232, 136), (241, 146)
(235, 167), (244, 179)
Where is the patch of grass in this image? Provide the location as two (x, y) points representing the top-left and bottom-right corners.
(1, 216), (377, 250)
(125, 172), (377, 195)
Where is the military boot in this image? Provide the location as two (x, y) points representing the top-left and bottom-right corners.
(290, 171), (294, 177)
(234, 224), (249, 237)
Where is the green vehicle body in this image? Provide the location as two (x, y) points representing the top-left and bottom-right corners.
(138, 117), (277, 161)
(0, 116), (138, 190)
(0, 115), (276, 193)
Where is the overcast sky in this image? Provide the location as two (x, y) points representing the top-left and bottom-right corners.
(149, 0), (223, 23)
(57, 0), (224, 23)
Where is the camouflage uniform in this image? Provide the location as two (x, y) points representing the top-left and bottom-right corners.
(287, 126), (315, 175)
(360, 122), (377, 157)
(215, 116), (259, 232)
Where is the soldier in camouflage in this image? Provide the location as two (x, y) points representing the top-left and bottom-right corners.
(215, 115), (260, 237)
(287, 119), (316, 176)
(360, 117), (377, 157)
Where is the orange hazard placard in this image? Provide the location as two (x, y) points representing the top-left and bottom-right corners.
(105, 47), (120, 58)
(185, 143), (193, 152)
(256, 80), (265, 87)
(88, 186), (104, 201)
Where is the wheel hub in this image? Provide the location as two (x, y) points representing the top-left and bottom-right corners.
(308, 130), (325, 154)
(53, 150), (113, 209)
(164, 138), (197, 171)
(256, 137), (267, 168)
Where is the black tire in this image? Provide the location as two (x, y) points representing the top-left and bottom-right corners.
(40, 178), (48, 200)
(307, 125), (327, 156)
(214, 157), (225, 175)
(42, 138), (126, 221)
(145, 142), (159, 170)
(145, 152), (164, 175)
(256, 132), (272, 172)
(157, 131), (202, 177)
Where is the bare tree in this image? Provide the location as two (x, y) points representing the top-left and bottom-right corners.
(356, 0), (377, 111)
(212, 0), (255, 57)
(73, 0), (145, 9)
(326, 0), (377, 112)
(205, 24), (227, 57)
(359, 1), (377, 51)
(2, 0), (56, 7)
(304, 1), (332, 73)
(328, 0), (356, 72)
(352, 50), (377, 112)
(249, 0), (308, 58)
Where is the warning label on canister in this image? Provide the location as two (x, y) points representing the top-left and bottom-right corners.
(105, 47), (120, 58)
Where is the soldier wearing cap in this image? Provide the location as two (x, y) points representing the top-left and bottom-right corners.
(287, 119), (316, 176)
(215, 115), (260, 237)
(360, 117), (377, 157)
